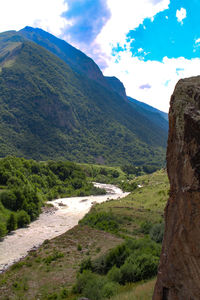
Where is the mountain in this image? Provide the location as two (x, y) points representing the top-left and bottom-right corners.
(127, 97), (168, 131)
(105, 76), (127, 100)
(0, 28), (167, 166)
(104, 75), (168, 132)
(19, 26), (168, 126)
(128, 97), (168, 121)
(19, 26), (109, 89)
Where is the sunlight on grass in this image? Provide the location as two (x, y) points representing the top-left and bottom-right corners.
(109, 278), (156, 300)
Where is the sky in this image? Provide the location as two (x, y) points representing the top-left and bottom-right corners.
(0, 0), (200, 112)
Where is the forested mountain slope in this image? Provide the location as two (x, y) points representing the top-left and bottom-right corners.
(0, 30), (167, 166)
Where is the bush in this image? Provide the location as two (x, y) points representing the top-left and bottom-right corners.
(0, 222), (7, 238)
(121, 165), (142, 176)
(119, 181), (137, 192)
(150, 222), (165, 243)
(77, 244), (82, 251)
(120, 253), (159, 283)
(7, 213), (17, 232)
(73, 270), (117, 300)
(43, 251), (64, 265)
(92, 243), (128, 274)
(140, 220), (153, 234)
(107, 265), (122, 283)
(102, 281), (119, 298)
(80, 211), (119, 234)
(0, 190), (17, 210)
(17, 210), (30, 228)
(80, 257), (93, 273)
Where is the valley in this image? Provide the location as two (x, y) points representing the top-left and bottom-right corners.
(0, 169), (169, 300)
(0, 183), (128, 273)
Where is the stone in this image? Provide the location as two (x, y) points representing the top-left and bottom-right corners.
(153, 76), (200, 299)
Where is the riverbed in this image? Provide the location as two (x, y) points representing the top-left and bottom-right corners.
(0, 183), (128, 272)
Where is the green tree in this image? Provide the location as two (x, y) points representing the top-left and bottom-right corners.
(7, 213), (17, 232)
(0, 223), (7, 238)
(17, 210), (30, 228)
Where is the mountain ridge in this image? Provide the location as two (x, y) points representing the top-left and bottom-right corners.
(0, 28), (167, 167)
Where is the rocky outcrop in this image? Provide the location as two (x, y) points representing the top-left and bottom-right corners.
(153, 76), (200, 299)
(105, 76), (127, 100)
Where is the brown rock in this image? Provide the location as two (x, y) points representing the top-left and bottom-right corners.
(153, 76), (200, 300)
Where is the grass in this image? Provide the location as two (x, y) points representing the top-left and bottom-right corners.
(0, 225), (122, 299)
(108, 278), (156, 300)
(80, 169), (169, 238)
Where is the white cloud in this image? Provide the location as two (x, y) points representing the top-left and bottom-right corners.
(0, 0), (68, 36)
(103, 51), (200, 112)
(92, 0), (175, 111)
(195, 38), (200, 44)
(95, 0), (170, 56)
(176, 8), (187, 24)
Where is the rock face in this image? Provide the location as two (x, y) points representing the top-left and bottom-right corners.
(105, 76), (127, 100)
(153, 76), (200, 299)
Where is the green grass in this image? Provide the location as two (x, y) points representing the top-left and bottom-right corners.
(108, 278), (156, 300)
(80, 169), (169, 238)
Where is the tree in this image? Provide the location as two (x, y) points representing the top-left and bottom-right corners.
(0, 223), (7, 238)
(17, 210), (30, 228)
(7, 213), (17, 232)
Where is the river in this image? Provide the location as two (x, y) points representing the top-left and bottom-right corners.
(0, 183), (128, 272)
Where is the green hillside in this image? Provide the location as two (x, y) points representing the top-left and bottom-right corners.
(0, 30), (167, 166)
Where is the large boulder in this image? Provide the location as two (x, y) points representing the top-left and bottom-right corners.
(153, 76), (200, 299)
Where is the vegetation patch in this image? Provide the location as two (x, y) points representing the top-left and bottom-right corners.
(0, 156), (106, 238)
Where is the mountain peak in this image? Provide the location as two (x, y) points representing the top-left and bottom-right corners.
(19, 26), (110, 89)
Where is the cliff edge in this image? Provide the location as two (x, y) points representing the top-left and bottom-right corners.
(153, 76), (200, 299)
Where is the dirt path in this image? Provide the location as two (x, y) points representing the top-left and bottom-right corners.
(0, 183), (128, 272)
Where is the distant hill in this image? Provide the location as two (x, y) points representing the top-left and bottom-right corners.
(0, 28), (168, 167)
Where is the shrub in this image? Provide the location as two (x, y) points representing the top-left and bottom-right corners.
(92, 243), (128, 275)
(110, 170), (119, 178)
(0, 190), (17, 210)
(107, 265), (122, 283)
(17, 210), (30, 228)
(150, 222), (165, 243)
(80, 257), (93, 273)
(60, 288), (68, 298)
(120, 253), (159, 284)
(119, 181), (137, 192)
(140, 220), (153, 234)
(43, 251), (64, 265)
(7, 213), (17, 232)
(102, 281), (119, 298)
(0, 222), (7, 238)
(73, 270), (116, 300)
(77, 244), (82, 251)
(80, 211), (119, 234)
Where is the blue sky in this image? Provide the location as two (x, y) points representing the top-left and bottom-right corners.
(1, 0), (200, 112)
